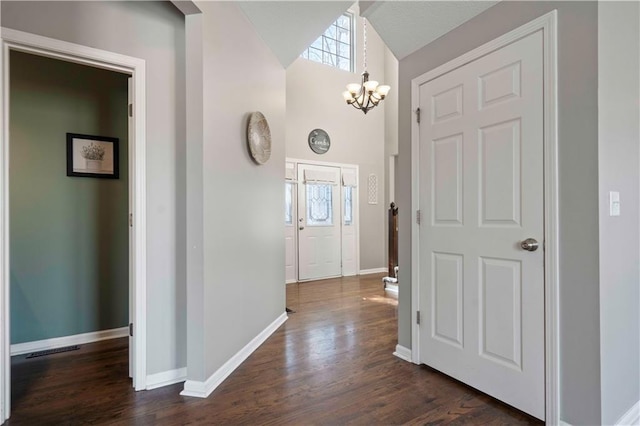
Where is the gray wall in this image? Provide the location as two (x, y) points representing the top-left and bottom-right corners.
(397, 3), (600, 424)
(285, 12), (387, 271)
(598, 2), (640, 424)
(10, 51), (128, 344)
(2, 1), (187, 375)
(194, 0), (287, 381)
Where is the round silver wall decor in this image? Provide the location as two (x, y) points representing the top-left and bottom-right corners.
(308, 129), (330, 155)
(247, 111), (272, 165)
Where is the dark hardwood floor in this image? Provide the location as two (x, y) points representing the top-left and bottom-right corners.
(8, 274), (542, 425)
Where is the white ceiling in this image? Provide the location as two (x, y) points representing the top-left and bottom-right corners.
(362, 1), (499, 60)
(238, 1), (500, 68)
(238, 1), (354, 68)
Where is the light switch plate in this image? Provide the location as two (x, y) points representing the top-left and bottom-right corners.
(609, 191), (620, 216)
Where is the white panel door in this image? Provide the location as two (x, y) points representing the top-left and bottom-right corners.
(298, 164), (341, 280)
(418, 31), (544, 419)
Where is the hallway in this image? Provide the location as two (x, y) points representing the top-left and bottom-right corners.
(8, 274), (539, 424)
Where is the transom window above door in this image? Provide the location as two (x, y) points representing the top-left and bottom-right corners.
(300, 13), (354, 72)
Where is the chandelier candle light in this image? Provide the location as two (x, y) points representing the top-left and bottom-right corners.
(342, 19), (390, 114)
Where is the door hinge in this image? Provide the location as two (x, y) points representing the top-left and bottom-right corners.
(128, 103), (133, 117)
(129, 323), (134, 337)
(129, 213), (133, 227)
(416, 209), (421, 225)
(416, 311), (421, 325)
(416, 107), (421, 124)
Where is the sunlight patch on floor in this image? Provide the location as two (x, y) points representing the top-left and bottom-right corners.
(362, 295), (398, 306)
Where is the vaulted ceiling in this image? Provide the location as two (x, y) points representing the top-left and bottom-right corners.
(361, 1), (499, 60)
(238, 1), (354, 68)
(238, 1), (500, 68)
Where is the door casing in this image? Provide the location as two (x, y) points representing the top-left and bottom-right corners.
(410, 11), (559, 424)
(0, 27), (148, 423)
(286, 158), (360, 281)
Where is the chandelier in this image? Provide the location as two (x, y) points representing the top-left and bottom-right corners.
(342, 19), (390, 114)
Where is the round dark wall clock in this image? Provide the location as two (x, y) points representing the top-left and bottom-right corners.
(308, 129), (330, 155)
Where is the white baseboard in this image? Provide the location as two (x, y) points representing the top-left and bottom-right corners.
(146, 367), (187, 390)
(617, 400), (640, 426)
(359, 267), (387, 275)
(180, 312), (288, 398)
(11, 326), (129, 356)
(285, 279), (297, 284)
(559, 400), (640, 426)
(393, 344), (412, 363)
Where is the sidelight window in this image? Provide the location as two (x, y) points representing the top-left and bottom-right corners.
(344, 187), (353, 226)
(285, 182), (293, 225)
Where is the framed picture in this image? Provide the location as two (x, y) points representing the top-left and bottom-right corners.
(66, 133), (119, 179)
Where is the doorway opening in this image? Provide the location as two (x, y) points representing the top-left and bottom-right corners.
(285, 159), (359, 283)
(0, 28), (148, 422)
(8, 48), (131, 388)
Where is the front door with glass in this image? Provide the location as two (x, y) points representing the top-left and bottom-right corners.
(297, 164), (341, 281)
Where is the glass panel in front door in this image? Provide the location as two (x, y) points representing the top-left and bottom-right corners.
(306, 183), (333, 226)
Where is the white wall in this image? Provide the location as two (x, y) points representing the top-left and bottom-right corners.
(2, 0), (186, 377)
(196, 0), (287, 380)
(286, 13), (387, 271)
(598, 2), (640, 424)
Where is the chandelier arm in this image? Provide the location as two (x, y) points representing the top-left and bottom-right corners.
(352, 91), (360, 109)
(366, 91), (375, 111)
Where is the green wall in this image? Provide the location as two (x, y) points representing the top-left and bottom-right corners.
(10, 51), (129, 344)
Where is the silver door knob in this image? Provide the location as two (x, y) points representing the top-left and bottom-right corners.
(521, 238), (539, 252)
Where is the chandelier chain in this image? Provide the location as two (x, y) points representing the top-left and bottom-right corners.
(363, 18), (367, 71)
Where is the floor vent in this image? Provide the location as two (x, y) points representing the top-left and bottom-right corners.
(26, 345), (80, 359)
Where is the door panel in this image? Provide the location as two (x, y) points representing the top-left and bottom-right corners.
(479, 119), (521, 225)
(432, 252), (463, 347)
(298, 164), (341, 281)
(419, 31), (544, 419)
(432, 134), (462, 225)
(480, 257), (522, 369)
